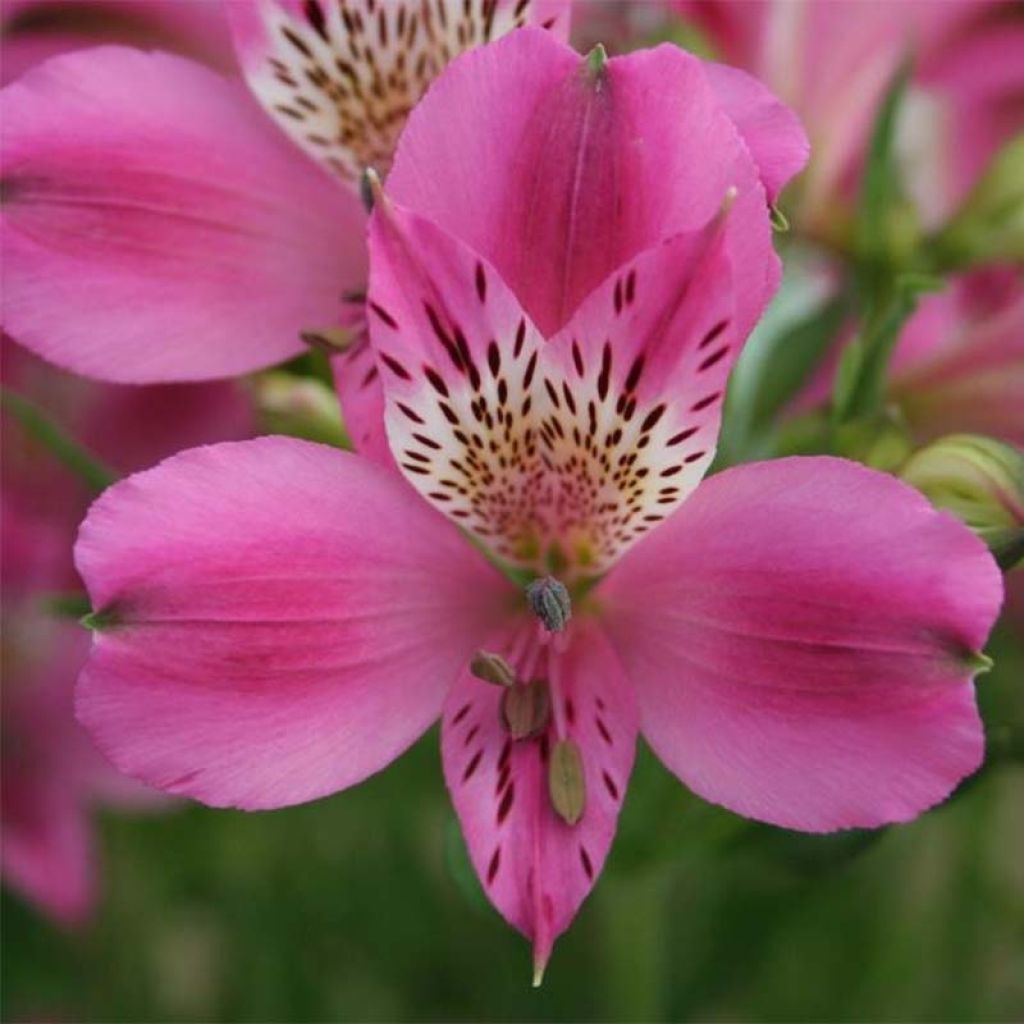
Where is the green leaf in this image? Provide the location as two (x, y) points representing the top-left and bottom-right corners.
(1, 387), (116, 493)
(831, 274), (939, 424)
(717, 255), (844, 466)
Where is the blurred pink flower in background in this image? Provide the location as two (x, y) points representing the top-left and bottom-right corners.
(674, 0), (1024, 231)
(792, 269), (1024, 447)
(891, 270), (1024, 446)
(0, 0), (570, 389)
(1, 0), (235, 84)
(65, 31), (1002, 980)
(1, 340), (255, 925)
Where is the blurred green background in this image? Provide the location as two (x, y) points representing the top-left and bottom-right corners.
(3, 621), (1021, 1022)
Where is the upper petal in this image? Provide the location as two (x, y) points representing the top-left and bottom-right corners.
(227, 0), (570, 183)
(75, 437), (511, 809)
(0, 46), (365, 383)
(387, 28), (781, 338)
(367, 196), (741, 573)
(700, 61), (810, 205)
(598, 456), (1003, 832)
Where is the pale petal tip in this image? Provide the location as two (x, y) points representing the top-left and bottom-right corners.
(532, 954), (548, 989)
(965, 650), (994, 676)
(585, 43), (608, 78)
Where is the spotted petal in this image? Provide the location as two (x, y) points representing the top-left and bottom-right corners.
(442, 619), (637, 978)
(367, 196), (739, 572)
(227, 0), (570, 184)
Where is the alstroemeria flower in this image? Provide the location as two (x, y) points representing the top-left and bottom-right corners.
(794, 269), (1024, 447)
(0, 0), (569, 383)
(1, 339), (254, 925)
(333, 27), (807, 460)
(891, 272), (1024, 447)
(73, 61), (1001, 978)
(673, 0), (1024, 232)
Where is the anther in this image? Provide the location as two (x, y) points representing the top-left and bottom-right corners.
(526, 576), (571, 633)
(500, 679), (550, 740)
(470, 650), (516, 688)
(548, 738), (586, 825)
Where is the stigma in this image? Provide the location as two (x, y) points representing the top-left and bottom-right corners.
(526, 577), (572, 633)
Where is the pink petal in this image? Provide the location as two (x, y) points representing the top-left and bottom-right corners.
(1, 775), (94, 927)
(0, 46), (365, 383)
(545, 214), (740, 528)
(387, 28), (786, 340)
(599, 456), (1002, 832)
(442, 619), (637, 977)
(368, 198), (744, 572)
(700, 61), (810, 204)
(227, 0), (569, 183)
(895, 292), (1024, 447)
(327, 299), (393, 465)
(75, 437), (511, 809)
(2, 625), (98, 927)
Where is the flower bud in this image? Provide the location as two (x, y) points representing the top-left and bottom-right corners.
(548, 739), (586, 826)
(901, 434), (1024, 569)
(500, 679), (551, 740)
(254, 372), (347, 447)
(834, 409), (914, 473)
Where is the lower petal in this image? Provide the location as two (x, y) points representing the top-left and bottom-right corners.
(599, 456), (1002, 832)
(75, 437), (511, 809)
(442, 618), (637, 977)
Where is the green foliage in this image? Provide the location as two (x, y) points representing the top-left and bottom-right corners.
(1, 387), (115, 492)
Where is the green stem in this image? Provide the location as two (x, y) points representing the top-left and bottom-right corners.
(1, 387), (115, 492)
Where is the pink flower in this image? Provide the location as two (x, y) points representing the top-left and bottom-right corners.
(1, 340), (255, 925)
(793, 269), (1024, 447)
(0, 0), (235, 84)
(0, 0), (570, 385)
(72, 32), (1000, 977)
(890, 271), (1024, 447)
(674, 0), (1024, 230)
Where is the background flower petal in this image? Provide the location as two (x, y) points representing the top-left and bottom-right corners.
(0, 47), (365, 382)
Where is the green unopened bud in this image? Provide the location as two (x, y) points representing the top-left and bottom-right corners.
(254, 372), (347, 448)
(834, 409), (914, 473)
(470, 650), (516, 688)
(500, 679), (550, 740)
(933, 133), (1024, 270)
(901, 434), (1024, 569)
(548, 739), (586, 826)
